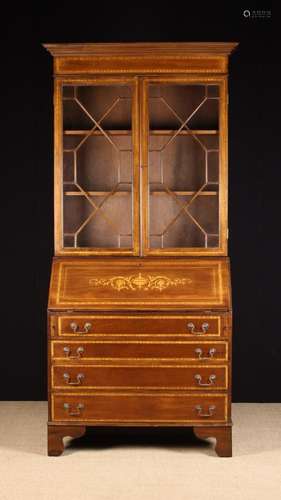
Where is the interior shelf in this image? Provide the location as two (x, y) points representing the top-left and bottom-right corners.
(150, 190), (218, 196)
(65, 191), (131, 196)
(63, 129), (219, 136)
(64, 190), (218, 197)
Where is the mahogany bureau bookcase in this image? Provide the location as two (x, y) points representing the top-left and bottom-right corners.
(44, 42), (237, 457)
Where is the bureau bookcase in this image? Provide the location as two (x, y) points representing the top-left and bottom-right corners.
(44, 42), (237, 456)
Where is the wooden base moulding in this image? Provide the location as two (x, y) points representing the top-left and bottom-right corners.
(48, 424), (232, 457)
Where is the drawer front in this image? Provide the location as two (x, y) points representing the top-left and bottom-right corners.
(52, 392), (228, 423)
(52, 340), (228, 361)
(52, 365), (227, 390)
(56, 315), (222, 337)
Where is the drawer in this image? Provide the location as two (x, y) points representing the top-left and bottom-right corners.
(55, 315), (222, 337)
(51, 392), (228, 423)
(51, 364), (228, 390)
(51, 340), (228, 361)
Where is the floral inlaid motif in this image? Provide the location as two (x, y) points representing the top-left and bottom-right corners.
(89, 273), (191, 292)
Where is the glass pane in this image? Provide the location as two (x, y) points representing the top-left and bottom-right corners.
(62, 84), (133, 249)
(148, 83), (220, 249)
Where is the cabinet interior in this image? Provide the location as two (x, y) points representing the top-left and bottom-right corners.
(62, 81), (221, 252)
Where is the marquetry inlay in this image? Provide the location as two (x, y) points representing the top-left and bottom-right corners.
(89, 272), (190, 292)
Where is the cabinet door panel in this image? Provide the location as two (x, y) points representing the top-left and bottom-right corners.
(55, 79), (139, 255)
(141, 77), (227, 256)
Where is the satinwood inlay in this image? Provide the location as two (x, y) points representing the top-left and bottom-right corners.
(89, 272), (190, 292)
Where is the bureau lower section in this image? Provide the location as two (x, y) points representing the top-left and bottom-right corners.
(48, 312), (232, 457)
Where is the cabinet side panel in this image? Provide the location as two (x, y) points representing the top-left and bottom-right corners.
(54, 80), (63, 254)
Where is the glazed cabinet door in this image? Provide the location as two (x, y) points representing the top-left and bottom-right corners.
(141, 77), (228, 256)
(54, 78), (139, 255)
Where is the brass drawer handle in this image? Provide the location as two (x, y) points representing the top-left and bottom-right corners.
(63, 346), (84, 359)
(194, 374), (216, 386)
(63, 373), (84, 385)
(195, 347), (216, 360)
(195, 405), (216, 417)
(187, 322), (209, 335)
(63, 403), (84, 416)
(70, 322), (92, 334)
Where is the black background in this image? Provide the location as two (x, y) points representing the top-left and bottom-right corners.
(1, 3), (280, 401)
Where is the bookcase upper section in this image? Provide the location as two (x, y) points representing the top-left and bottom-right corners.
(44, 42), (238, 256)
